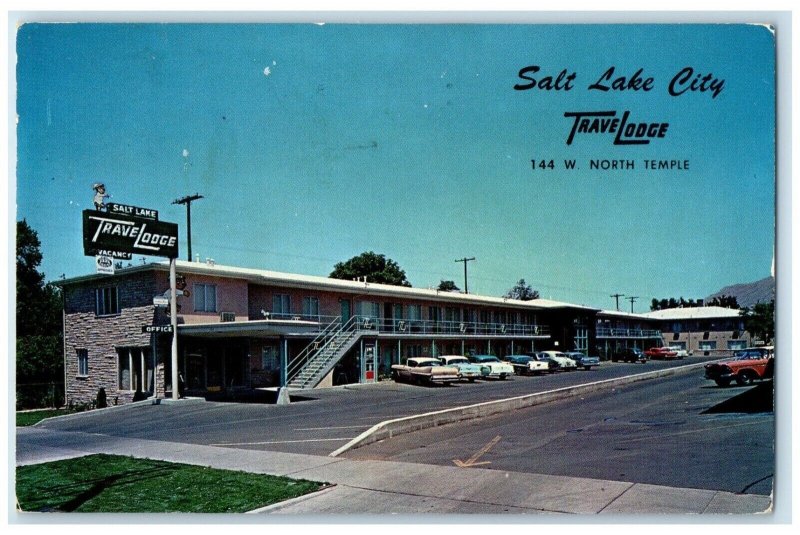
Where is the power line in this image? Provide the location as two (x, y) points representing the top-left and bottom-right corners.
(626, 296), (639, 313)
(610, 293), (625, 311)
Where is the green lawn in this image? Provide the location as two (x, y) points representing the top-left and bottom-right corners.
(16, 409), (75, 427)
(16, 454), (325, 513)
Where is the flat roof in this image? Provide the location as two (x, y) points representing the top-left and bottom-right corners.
(639, 306), (743, 320)
(61, 259), (599, 312)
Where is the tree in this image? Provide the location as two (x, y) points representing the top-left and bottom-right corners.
(437, 280), (460, 292)
(708, 294), (740, 308)
(504, 279), (539, 301)
(329, 251), (411, 287)
(741, 300), (774, 344)
(16, 220), (64, 405)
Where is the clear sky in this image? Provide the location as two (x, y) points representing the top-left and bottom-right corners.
(15, 23), (775, 311)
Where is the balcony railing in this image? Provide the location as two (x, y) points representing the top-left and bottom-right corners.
(259, 313), (549, 337)
(596, 327), (662, 338)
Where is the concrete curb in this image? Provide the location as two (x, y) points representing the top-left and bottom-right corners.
(329, 361), (710, 457)
(246, 484), (338, 514)
(29, 397), (205, 427)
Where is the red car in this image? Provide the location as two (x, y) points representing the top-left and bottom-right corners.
(704, 346), (774, 387)
(644, 346), (679, 360)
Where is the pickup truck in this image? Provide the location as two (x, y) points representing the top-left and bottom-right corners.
(563, 351), (600, 370)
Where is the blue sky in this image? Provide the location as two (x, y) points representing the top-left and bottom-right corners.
(15, 23), (775, 310)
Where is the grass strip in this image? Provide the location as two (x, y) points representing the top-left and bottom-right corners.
(17, 454), (324, 513)
(17, 409), (75, 427)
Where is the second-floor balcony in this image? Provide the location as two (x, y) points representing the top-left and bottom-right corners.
(596, 327), (662, 339)
(263, 313), (550, 338)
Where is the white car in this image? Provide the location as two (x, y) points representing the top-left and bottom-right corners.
(466, 355), (515, 380)
(539, 350), (578, 371)
(669, 347), (689, 358)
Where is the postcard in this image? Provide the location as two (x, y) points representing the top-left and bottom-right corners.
(13, 18), (779, 519)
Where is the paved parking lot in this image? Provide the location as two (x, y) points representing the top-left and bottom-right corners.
(345, 373), (775, 495)
(34, 358), (716, 456)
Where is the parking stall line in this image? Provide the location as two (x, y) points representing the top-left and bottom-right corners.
(293, 425), (372, 431)
(209, 437), (357, 447)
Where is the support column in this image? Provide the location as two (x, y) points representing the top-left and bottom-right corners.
(461, 339), (465, 355)
(397, 340), (401, 363)
(280, 337), (288, 387)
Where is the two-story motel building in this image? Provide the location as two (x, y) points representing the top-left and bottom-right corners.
(60, 259), (670, 406)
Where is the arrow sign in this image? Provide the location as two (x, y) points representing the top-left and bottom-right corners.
(452, 435), (501, 468)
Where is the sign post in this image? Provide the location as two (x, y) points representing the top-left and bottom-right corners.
(170, 258), (179, 400)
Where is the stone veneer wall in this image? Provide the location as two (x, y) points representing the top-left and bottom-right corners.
(63, 271), (159, 405)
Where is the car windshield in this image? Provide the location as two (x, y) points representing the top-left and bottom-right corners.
(473, 356), (500, 363)
(416, 360), (440, 367)
(733, 350), (764, 360)
(446, 358), (469, 365)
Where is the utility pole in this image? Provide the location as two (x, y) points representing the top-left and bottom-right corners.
(610, 293), (625, 311)
(455, 257), (476, 294)
(627, 296), (639, 313)
(172, 194), (204, 261)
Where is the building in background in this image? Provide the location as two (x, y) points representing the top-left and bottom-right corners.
(640, 306), (750, 356)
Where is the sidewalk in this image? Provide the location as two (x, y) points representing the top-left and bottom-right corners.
(15, 427), (772, 516)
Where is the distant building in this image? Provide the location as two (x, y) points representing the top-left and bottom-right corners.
(640, 306), (750, 356)
(595, 310), (663, 360)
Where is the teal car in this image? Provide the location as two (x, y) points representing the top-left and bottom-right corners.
(438, 355), (489, 382)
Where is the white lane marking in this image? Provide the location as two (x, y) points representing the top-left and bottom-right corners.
(293, 425), (371, 431)
(209, 437), (355, 446)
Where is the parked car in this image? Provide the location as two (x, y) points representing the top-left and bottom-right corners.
(669, 347), (690, 358)
(524, 352), (560, 373)
(391, 357), (460, 386)
(438, 355), (489, 382)
(704, 346), (774, 387)
(563, 351), (600, 370)
(645, 346), (679, 360)
(505, 354), (550, 376)
(466, 355), (514, 380)
(611, 347), (647, 363)
(539, 351), (578, 371)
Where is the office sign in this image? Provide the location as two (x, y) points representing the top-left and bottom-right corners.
(142, 325), (174, 334)
(83, 209), (179, 259)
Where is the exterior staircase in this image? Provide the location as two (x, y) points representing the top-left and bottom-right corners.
(286, 316), (363, 389)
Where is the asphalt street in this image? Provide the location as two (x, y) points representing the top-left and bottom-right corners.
(34, 358), (715, 456)
(344, 372), (775, 496)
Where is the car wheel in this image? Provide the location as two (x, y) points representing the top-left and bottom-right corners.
(715, 378), (732, 387)
(499, 374), (507, 380)
(736, 371), (755, 386)
(584, 366), (591, 371)
(468, 378), (475, 383)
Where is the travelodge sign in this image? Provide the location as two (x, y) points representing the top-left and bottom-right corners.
(83, 209), (179, 259)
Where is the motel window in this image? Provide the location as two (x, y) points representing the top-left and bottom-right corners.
(302, 297), (320, 319)
(699, 341), (717, 350)
(356, 301), (380, 320)
(272, 294), (291, 316)
(77, 348), (88, 376)
(117, 348), (151, 391)
(728, 340), (747, 351)
(95, 287), (119, 316)
(407, 304), (421, 321)
(262, 346), (280, 370)
(194, 284), (217, 312)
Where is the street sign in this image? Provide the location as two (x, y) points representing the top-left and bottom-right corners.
(107, 203), (159, 220)
(95, 255), (115, 274)
(142, 325), (174, 334)
(83, 209), (178, 259)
